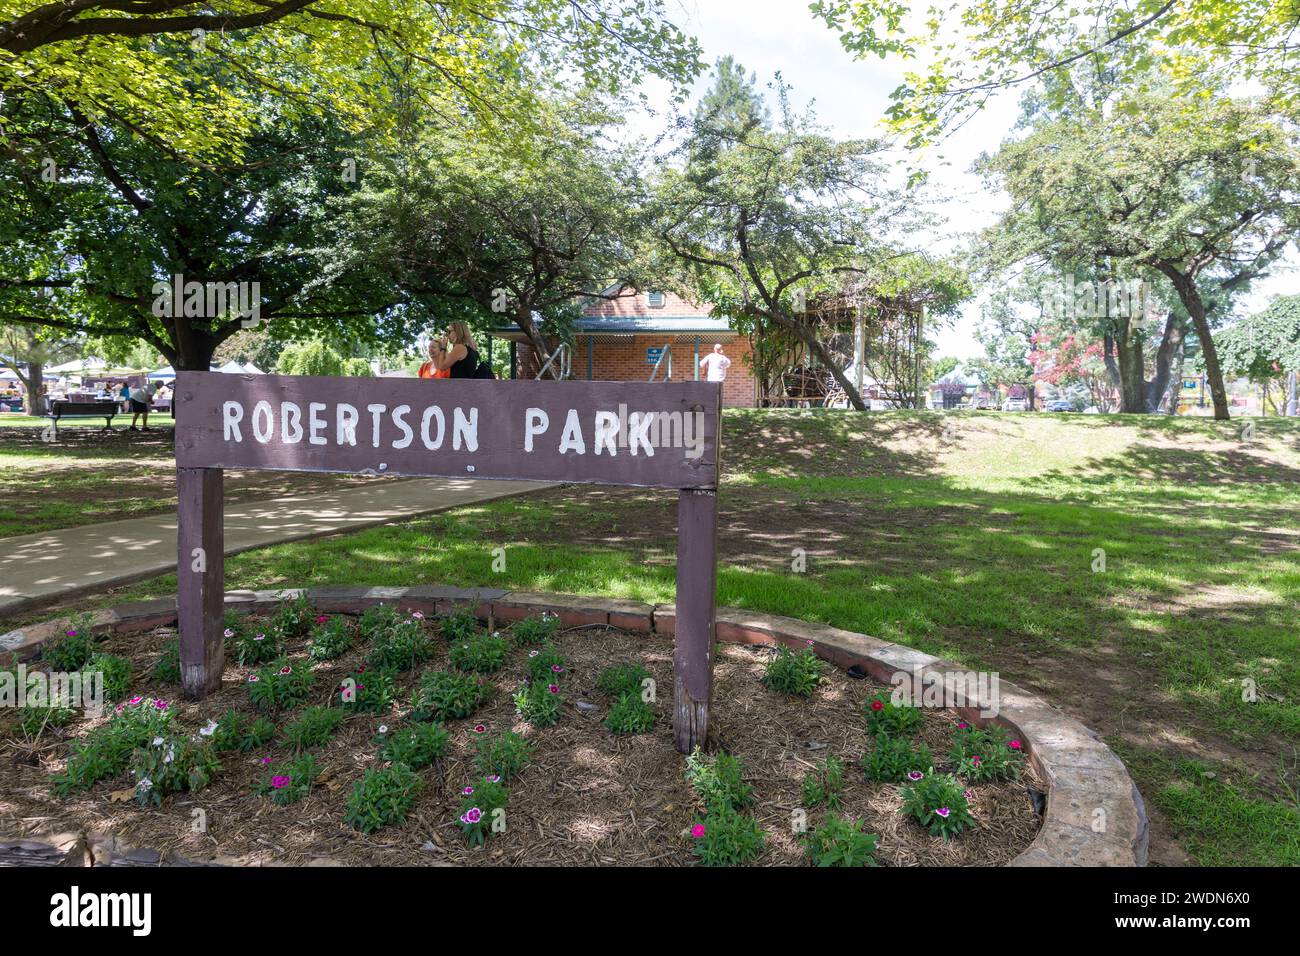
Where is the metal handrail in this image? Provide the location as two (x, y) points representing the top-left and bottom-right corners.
(535, 342), (571, 380)
(648, 343), (673, 383)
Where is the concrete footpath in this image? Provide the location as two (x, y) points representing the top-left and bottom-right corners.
(0, 477), (554, 619)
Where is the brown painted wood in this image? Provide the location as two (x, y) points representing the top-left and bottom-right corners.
(673, 487), (718, 754)
(176, 467), (224, 698)
(174, 372), (719, 489)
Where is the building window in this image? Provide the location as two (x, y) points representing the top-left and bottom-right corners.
(646, 291), (666, 308)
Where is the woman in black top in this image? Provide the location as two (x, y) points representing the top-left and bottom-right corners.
(433, 321), (480, 378)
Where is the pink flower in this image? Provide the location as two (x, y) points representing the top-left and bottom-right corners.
(66, 629), (77, 637)
(528, 650), (539, 658)
(154, 700), (168, 710)
(551, 664), (564, 673)
(462, 786), (475, 795)
(548, 684), (559, 694)
(1009, 739), (1022, 750)
(956, 721), (969, 729)
(473, 724), (486, 734)
(315, 615), (328, 624)
(935, 807), (951, 818)
(254, 634), (265, 642)
(963, 789), (974, 800)
(261, 757), (273, 765)
(691, 824), (706, 839)
(247, 675), (259, 683)
(279, 666), (292, 675)
(870, 699), (884, 712)
(128, 696), (144, 706)
(486, 774), (501, 783)
(970, 755), (982, 764)
(906, 770), (924, 781)
(411, 611), (425, 620)
(461, 807), (482, 824)
(223, 628), (235, 638)
(272, 775), (290, 789)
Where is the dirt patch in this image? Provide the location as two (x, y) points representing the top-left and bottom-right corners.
(0, 614), (1042, 866)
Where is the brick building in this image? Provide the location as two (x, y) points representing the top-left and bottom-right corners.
(500, 286), (757, 407)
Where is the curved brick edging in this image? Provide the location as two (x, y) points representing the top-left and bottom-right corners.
(1, 585), (1148, 867)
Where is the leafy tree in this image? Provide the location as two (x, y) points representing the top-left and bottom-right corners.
(815, 0), (1300, 145)
(0, 1), (702, 162)
(276, 339), (370, 376)
(658, 74), (907, 410)
(0, 74), (415, 370)
(342, 94), (655, 375)
(0, 321), (77, 413)
(1212, 295), (1300, 414)
(978, 79), (1300, 419)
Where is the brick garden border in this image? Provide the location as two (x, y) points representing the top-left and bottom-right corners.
(1, 586), (1147, 867)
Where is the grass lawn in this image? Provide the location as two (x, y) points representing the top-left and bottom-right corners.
(7, 409), (1299, 865)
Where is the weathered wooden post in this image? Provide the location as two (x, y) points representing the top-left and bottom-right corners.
(176, 465), (224, 698)
(674, 487), (717, 753)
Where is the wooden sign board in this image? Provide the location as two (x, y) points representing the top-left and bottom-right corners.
(173, 372), (721, 752)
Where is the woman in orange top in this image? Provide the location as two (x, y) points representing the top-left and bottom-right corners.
(418, 338), (451, 379)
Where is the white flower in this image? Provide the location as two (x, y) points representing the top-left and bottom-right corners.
(136, 778), (153, 792)
(378, 724), (389, 734)
(163, 746), (175, 764)
(152, 736), (165, 747)
(223, 628), (234, 638)
(199, 720), (218, 737)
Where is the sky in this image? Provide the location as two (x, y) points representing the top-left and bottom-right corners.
(623, 0), (1297, 362)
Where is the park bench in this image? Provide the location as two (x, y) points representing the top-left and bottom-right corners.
(47, 399), (119, 437)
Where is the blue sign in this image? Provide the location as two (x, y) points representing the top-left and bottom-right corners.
(647, 347), (665, 366)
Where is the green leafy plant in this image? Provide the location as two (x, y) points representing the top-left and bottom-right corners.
(358, 603), (403, 641)
(761, 644), (825, 698)
(43, 619), (94, 672)
(524, 644), (567, 682)
(901, 772), (976, 840)
(439, 608), (480, 643)
(411, 669), (492, 721)
(804, 815), (879, 867)
(367, 618), (434, 672)
(254, 752), (318, 806)
(152, 638), (181, 684)
(378, 722), (450, 770)
(52, 697), (173, 795)
(949, 723), (1025, 782)
(130, 735), (219, 807)
(457, 775), (509, 847)
(246, 659), (315, 713)
(308, 616), (353, 662)
(801, 755), (846, 810)
(864, 691), (923, 736)
(81, 653), (131, 701)
(449, 633), (508, 674)
(19, 703), (76, 738)
(281, 706), (346, 750)
(344, 764), (423, 833)
(472, 730), (533, 781)
(596, 662), (651, 698)
(337, 664), (396, 714)
(209, 710), (275, 753)
(689, 805), (765, 866)
(269, 594), (316, 640)
(229, 620), (282, 666)
(511, 612), (559, 646)
(686, 748), (754, 812)
(861, 734), (933, 783)
(605, 691), (655, 735)
(513, 679), (562, 727)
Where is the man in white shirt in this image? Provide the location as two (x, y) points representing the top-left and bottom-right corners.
(127, 381), (159, 431)
(700, 343), (731, 383)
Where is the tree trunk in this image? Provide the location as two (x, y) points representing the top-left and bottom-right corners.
(22, 361), (44, 415)
(1144, 313), (1186, 413)
(514, 303), (561, 379)
(771, 311), (866, 410)
(1160, 267), (1230, 420)
(1114, 321), (1145, 413)
(1287, 371), (1298, 417)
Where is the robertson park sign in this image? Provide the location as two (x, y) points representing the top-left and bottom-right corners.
(174, 372), (722, 751)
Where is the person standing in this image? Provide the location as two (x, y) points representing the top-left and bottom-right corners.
(127, 381), (159, 431)
(699, 343), (731, 383)
(431, 321), (488, 379)
(418, 338), (451, 379)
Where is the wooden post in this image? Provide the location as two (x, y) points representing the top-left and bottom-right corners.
(177, 466), (224, 698)
(673, 487), (717, 753)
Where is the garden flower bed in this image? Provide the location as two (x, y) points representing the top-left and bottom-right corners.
(0, 587), (1146, 867)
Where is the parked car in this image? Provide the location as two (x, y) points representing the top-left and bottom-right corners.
(1045, 400), (1074, 412)
(1002, 398), (1028, 412)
